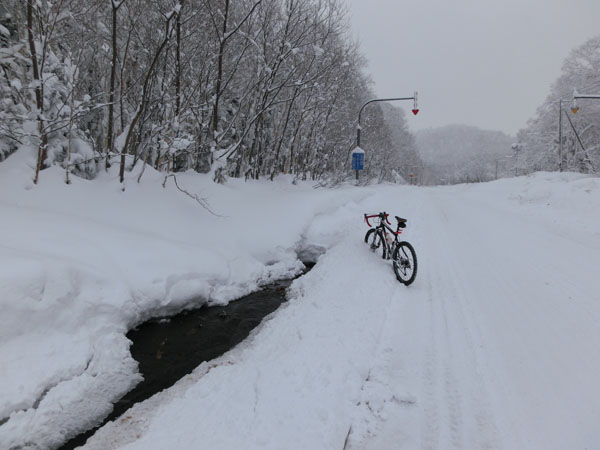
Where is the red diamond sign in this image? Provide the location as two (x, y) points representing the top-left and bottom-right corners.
(412, 109), (419, 115)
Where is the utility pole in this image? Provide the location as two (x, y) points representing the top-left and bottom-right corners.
(558, 99), (563, 171)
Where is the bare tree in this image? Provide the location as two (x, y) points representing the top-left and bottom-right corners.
(106, 0), (126, 169)
(208, 0), (262, 135)
(27, 0), (48, 183)
(118, 4), (180, 183)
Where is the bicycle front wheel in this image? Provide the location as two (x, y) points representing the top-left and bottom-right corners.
(393, 241), (417, 285)
(364, 228), (387, 259)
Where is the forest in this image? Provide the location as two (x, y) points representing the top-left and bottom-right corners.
(515, 35), (600, 175)
(0, 0), (422, 186)
(1, 1), (598, 188)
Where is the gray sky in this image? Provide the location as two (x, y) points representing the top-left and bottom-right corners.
(346, 0), (600, 136)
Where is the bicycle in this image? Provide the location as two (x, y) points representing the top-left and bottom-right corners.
(364, 212), (418, 286)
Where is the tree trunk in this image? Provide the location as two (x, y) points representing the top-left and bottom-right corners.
(210, 0), (261, 139)
(175, 6), (182, 117)
(270, 88), (299, 180)
(27, 0), (48, 184)
(119, 11), (176, 183)
(106, 1), (122, 170)
(211, 0), (229, 135)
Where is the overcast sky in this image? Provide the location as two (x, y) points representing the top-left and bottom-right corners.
(346, 0), (600, 136)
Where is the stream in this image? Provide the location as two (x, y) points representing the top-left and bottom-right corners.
(58, 264), (312, 449)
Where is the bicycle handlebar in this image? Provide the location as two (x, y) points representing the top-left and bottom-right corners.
(364, 212), (391, 227)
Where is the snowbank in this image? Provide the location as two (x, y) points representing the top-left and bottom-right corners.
(83, 171), (600, 450)
(0, 150), (371, 448)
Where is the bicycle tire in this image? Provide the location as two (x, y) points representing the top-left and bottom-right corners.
(365, 228), (387, 259)
(392, 241), (417, 285)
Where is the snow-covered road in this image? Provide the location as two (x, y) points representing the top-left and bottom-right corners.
(417, 185), (600, 450)
(82, 176), (600, 450)
(349, 182), (600, 449)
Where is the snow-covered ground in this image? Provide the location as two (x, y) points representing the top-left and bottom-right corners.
(1, 150), (600, 449)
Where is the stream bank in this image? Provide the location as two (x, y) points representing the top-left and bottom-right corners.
(58, 263), (313, 450)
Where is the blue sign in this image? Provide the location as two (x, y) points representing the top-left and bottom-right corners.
(352, 152), (364, 171)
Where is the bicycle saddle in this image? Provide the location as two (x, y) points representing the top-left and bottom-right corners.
(395, 216), (407, 228)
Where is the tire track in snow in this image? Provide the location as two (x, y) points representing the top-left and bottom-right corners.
(343, 186), (506, 449)
(416, 190), (501, 450)
(342, 186), (487, 450)
(432, 190), (600, 449)
(342, 188), (428, 450)
(342, 187), (502, 450)
(347, 182), (600, 450)
(416, 198), (461, 450)
(342, 280), (407, 450)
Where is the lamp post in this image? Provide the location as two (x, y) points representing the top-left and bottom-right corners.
(559, 98), (564, 171)
(353, 92), (419, 180)
(572, 91), (600, 110)
(540, 98), (570, 171)
(537, 98), (575, 171)
(356, 93), (419, 148)
(550, 98), (570, 171)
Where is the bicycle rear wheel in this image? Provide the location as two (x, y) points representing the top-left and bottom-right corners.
(393, 241), (417, 285)
(364, 228), (387, 259)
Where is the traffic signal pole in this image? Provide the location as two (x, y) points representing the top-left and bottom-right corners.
(354, 93), (419, 181)
(356, 93), (419, 148)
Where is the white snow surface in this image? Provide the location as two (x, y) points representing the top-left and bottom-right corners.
(1, 150), (600, 449)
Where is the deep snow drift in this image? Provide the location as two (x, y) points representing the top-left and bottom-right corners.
(0, 150), (367, 448)
(1, 150), (600, 450)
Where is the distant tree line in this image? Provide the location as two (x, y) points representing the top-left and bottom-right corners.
(415, 124), (514, 185)
(0, 0), (421, 185)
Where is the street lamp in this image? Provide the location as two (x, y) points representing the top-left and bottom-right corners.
(356, 93), (419, 148)
(572, 89), (600, 112)
(353, 92), (419, 180)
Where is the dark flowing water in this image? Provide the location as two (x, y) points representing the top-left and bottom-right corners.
(58, 267), (311, 450)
